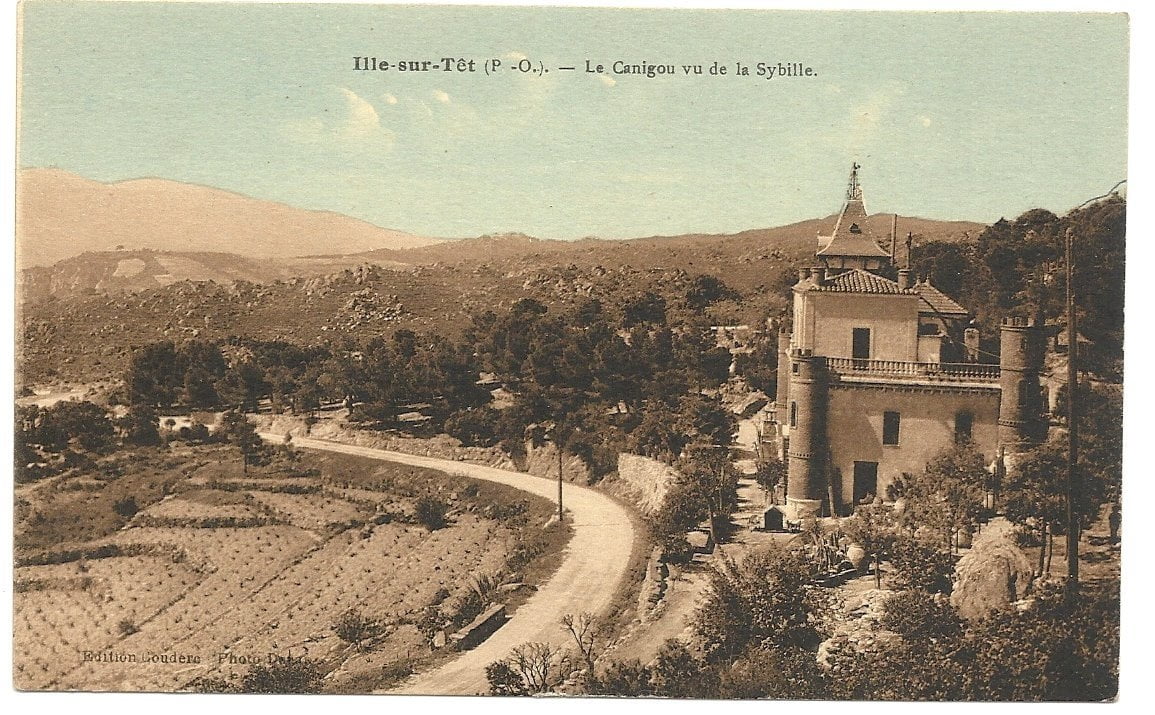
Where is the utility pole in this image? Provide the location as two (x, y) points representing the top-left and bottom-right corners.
(1065, 227), (1081, 591)
(557, 439), (564, 522)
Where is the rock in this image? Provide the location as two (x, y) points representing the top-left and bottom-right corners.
(951, 519), (1034, 621)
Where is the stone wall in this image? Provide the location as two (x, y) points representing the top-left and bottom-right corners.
(614, 453), (679, 516)
(523, 441), (593, 486)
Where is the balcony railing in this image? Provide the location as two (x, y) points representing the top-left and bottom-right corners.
(825, 357), (1000, 383)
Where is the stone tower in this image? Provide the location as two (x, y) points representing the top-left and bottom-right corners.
(997, 316), (1048, 450)
(785, 349), (828, 519)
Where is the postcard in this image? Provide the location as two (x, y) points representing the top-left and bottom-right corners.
(13, 1), (1127, 700)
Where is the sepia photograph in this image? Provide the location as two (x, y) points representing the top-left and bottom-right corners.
(11, 0), (1130, 702)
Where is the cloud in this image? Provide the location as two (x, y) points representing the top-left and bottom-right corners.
(433, 90), (451, 104)
(382, 93), (398, 105)
(280, 87), (394, 150)
(338, 88), (381, 137)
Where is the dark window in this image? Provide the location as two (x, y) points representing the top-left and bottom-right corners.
(849, 222), (862, 234)
(852, 328), (871, 363)
(789, 402), (797, 428)
(791, 362), (799, 374)
(883, 411), (900, 446)
(955, 411), (974, 443)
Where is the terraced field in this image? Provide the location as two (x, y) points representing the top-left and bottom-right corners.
(13, 446), (563, 692)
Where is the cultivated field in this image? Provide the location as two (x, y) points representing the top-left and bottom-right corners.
(13, 445), (565, 692)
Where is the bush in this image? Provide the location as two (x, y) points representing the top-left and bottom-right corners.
(444, 407), (501, 447)
(881, 590), (962, 640)
(718, 645), (827, 699)
(239, 656), (323, 694)
(113, 496), (139, 519)
(888, 537), (956, 595)
(588, 659), (654, 696)
(486, 659), (528, 696)
(415, 496), (448, 531)
(333, 609), (384, 650)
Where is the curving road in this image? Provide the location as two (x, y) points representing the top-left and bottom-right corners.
(260, 434), (638, 696)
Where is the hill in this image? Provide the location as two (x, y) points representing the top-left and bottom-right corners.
(16, 168), (444, 268)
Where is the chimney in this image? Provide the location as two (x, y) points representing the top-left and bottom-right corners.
(964, 325), (981, 363)
(810, 267), (825, 286)
(797, 268), (809, 283)
(890, 214), (898, 264)
(897, 268), (912, 290)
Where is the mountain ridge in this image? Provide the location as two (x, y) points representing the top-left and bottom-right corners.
(16, 168), (446, 268)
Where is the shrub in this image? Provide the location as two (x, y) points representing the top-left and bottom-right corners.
(718, 645), (828, 699)
(238, 656), (323, 694)
(486, 659), (528, 696)
(113, 496), (140, 519)
(415, 496), (448, 531)
(881, 590), (963, 640)
(588, 659), (654, 696)
(117, 618), (139, 637)
(333, 609), (384, 650)
(888, 537), (956, 595)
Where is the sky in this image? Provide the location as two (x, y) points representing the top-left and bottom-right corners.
(17, 2), (1129, 239)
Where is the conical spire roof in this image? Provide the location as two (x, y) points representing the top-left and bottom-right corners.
(817, 164), (893, 259)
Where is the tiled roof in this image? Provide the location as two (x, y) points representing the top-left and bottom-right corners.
(816, 199), (893, 258)
(916, 281), (970, 316)
(803, 268), (918, 295)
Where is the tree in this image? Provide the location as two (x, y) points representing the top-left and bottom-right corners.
(219, 410), (266, 474)
(841, 501), (899, 588)
(487, 642), (561, 695)
(1002, 441), (1069, 574)
(891, 443), (988, 553)
(182, 366), (220, 408)
(693, 547), (822, 665)
(113, 496), (139, 519)
(117, 404), (162, 446)
(33, 400), (117, 454)
(125, 341), (180, 407)
(678, 443), (739, 547)
(753, 457), (787, 505)
(562, 612), (600, 677)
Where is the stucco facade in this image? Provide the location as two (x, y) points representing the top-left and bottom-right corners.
(776, 166), (1046, 519)
(825, 383), (1000, 509)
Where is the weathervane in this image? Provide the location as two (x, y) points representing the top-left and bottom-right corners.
(847, 162), (863, 201)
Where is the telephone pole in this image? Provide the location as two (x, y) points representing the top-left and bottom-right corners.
(557, 439), (564, 522)
(1065, 227), (1080, 591)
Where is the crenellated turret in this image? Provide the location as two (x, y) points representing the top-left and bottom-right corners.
(998, 316), (1048, 449)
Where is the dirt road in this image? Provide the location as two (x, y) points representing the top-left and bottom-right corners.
(260, 434), (638, 696)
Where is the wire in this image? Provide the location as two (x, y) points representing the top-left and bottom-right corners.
(1073, 180), (1127, 210)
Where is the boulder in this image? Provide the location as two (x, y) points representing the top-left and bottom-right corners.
(951, 519), (1034, 621)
